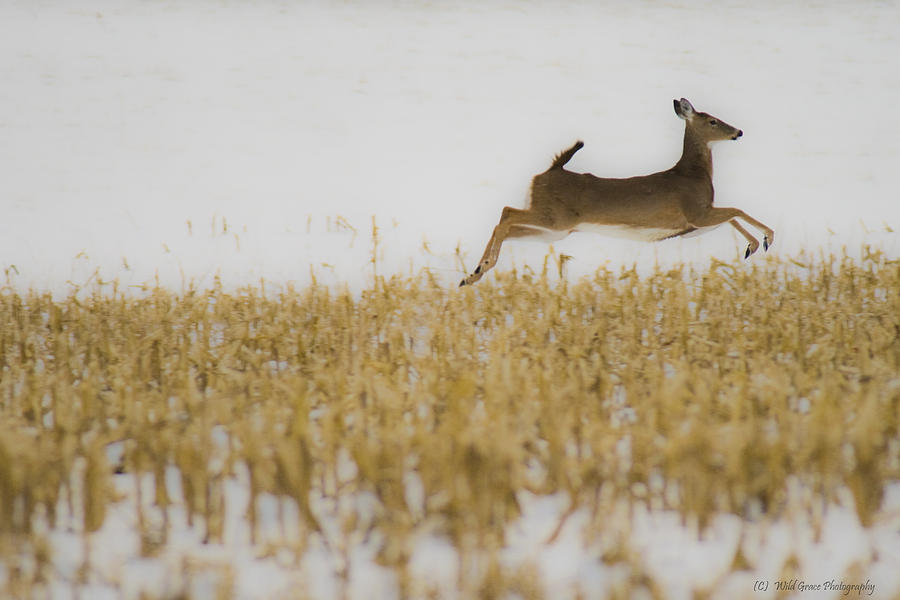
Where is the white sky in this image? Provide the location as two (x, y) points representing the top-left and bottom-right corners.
(1, 1), (898, 292)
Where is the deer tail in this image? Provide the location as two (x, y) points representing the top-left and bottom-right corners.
(549, 140), (584, 170)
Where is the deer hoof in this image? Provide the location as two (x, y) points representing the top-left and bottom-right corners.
(744, 245), (751, 259)
(763, 236), (770, 251)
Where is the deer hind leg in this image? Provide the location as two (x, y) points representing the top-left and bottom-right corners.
(688, 207), (775, 259)
(460, 207), (564, 286)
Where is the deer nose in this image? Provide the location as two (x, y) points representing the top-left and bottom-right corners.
(736, 130), (743, 137)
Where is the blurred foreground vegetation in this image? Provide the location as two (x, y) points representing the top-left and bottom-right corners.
(1, 249), (899, 598)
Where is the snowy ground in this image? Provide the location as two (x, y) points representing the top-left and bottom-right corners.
(1, 1), (899, 294)
(2, 1), (900, 598)
(24, 463), (900, 599)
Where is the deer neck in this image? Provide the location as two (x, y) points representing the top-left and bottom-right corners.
(674, 126), (713, 179)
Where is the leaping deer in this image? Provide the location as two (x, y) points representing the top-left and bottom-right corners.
(460, 98), (774, 286)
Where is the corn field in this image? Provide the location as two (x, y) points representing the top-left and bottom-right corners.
(1, 247), (899, 599)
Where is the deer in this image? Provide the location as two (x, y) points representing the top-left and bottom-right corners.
(459, 98), (774, 286)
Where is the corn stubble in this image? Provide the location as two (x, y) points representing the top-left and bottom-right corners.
(1, 248), (899, 597)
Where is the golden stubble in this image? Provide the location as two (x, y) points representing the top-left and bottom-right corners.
(0, 248), (898, 596)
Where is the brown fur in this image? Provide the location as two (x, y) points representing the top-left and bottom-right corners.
(460, 99), (775, 286)
(549, 140), (584, 170)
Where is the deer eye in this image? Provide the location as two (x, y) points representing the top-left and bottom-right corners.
(709, 120), (718, 126)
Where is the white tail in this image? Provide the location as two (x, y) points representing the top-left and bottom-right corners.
(460, 98), (774, 286)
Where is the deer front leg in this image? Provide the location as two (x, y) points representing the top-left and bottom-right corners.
(730, 219), (760, 258)
(735, 211), (775, 251)
(689, 207), (775, 259)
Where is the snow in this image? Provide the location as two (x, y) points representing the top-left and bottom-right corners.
(1, 1), (899, 294)
(24, 468), (900, 599)
(2, 1), (900, 598)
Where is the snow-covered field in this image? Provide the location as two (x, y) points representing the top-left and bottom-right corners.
(2, 2), (900, 599)
(2, 1), (899, 293)
(35, 466), (900, 599)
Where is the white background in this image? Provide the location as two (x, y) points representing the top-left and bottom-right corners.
(2, 1), (898, 293)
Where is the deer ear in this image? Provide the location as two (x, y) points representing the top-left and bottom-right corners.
(674, 98), (695, 120)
